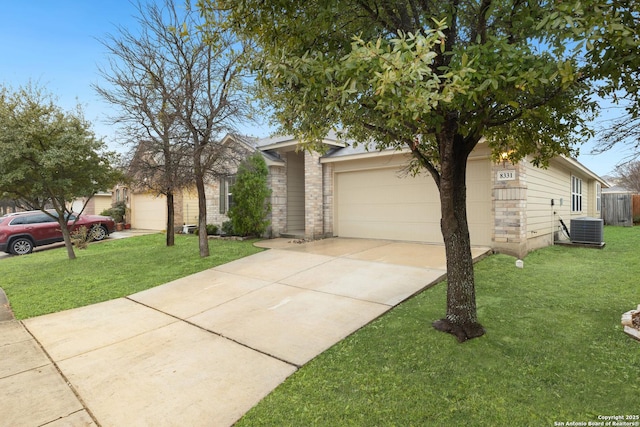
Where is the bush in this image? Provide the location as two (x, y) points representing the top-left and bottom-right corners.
(195, 224), (218, 236)
(101, 201), (126, 223)
(221, 220), (234, 236)
(70, 226), (91, 249)
(227, 153), (271, 236)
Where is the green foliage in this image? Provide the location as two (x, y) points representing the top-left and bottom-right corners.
(0, 83), (123, 259)
(535, 1), (640, 156)
(221, 220), (234, 236)
(194, 224), (218, 235)
(236, 226), (640, 425)
(227, 153), (271, 236)
(211, 0), (597, 169)
(0, 83), (123, 206)
(2, 233), (264, 319)
(101, 201), (127, 223)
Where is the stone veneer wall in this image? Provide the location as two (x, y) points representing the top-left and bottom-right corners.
(322, 162), (334, 236)
(204, 180), (228, 227)
(304, 150), (324, 238)
(492, 160), (528, 258)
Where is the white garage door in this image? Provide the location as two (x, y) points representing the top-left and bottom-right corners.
(131, 193), (167, 231)
(335, 159), (491, 246)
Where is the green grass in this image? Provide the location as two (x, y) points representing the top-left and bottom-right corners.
(237, 226), (640, 426)
(1, 233), (263, 319)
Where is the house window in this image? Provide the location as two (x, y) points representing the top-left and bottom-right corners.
(116, 189), (121, 202)
(219, 176), (236, 214)
(571, 176), (582, 212)
(596, 182), (601, 212)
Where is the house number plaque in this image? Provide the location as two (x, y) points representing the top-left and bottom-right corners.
(497, 170), (516, 181)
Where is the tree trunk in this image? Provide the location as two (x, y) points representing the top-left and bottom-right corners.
(59, 220), (76, 260)
(194, 170), (210, 258)
(166, 192), (175, 246)
(432, 130), (485, 342)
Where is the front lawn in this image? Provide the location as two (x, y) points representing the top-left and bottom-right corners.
(237, 226), (640, 426)
(1, 233), (263, 319)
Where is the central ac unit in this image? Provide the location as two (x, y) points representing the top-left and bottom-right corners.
(570, 217), (604, 244)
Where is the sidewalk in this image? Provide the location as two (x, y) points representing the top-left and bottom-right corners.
(1, 238), (490, 426)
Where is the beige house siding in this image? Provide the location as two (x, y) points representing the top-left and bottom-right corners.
(500, 156), (605, 256)
(525, 158), (572, 252)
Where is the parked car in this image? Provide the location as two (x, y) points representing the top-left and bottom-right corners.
(0, 210), (116, 255)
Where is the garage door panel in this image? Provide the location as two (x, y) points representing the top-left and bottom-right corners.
(335, 160), (491, 246)
(131, 193), (166, 231)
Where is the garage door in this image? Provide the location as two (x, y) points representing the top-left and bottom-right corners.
(131, 193), (167, 231)
(335, 159), (491, 245)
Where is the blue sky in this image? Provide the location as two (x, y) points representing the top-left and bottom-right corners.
(0, 1), (631, 178)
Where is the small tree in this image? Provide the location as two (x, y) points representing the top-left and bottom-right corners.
(228, 153), (271, 236)
(614, 161), (640, 193)
(0, 84), (122, 260)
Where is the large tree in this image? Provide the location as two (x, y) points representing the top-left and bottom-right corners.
(97, 0), (253, 256)
(206, 0), (596, 341)
(0, 84), (122, 260)
(95, 0), (198, 247)
(551, 1), (639, 158)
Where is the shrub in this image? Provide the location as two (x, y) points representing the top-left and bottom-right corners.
(227, 153), (271, 236)
(195, 224), (219, 236)
(70, 226), (91, 249)
(101, 201), (126, 223)
(221, 220), (234, 236)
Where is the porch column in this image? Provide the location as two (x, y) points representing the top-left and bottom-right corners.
(267, 164), (287, 237)
(492, 160), (528, 258)
(304, 150), (324, 239)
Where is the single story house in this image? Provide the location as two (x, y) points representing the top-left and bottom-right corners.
(125, 133), (607, 258)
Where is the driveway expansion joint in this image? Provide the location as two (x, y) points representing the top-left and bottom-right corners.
(124, 296), (301, 369)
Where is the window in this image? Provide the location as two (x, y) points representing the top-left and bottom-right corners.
(219, 176), (236, 214)
(571, 176), (582, 212)
(596, 182), (601, 212)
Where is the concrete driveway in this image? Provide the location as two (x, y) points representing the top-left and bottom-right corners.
(3, 238), (490, 426)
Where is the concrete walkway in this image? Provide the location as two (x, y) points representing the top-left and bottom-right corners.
(1, 238), (490, 426)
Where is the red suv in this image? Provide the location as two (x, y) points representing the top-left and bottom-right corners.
(0, 210), (116, 255)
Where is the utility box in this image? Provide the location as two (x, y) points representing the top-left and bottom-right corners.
(570, 217), (604, 244)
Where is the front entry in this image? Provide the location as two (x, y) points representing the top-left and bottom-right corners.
(286, 151), (305, 235)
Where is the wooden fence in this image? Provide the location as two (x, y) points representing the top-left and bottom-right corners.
(602, 193), (633, 226)
(634, 195), (640, 222)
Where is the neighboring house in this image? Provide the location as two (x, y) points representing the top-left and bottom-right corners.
(71, 192), (113, 216)
(125, 132), (606, 258)
(121, 135), (257, 231)
(0, 199), (20, 216)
